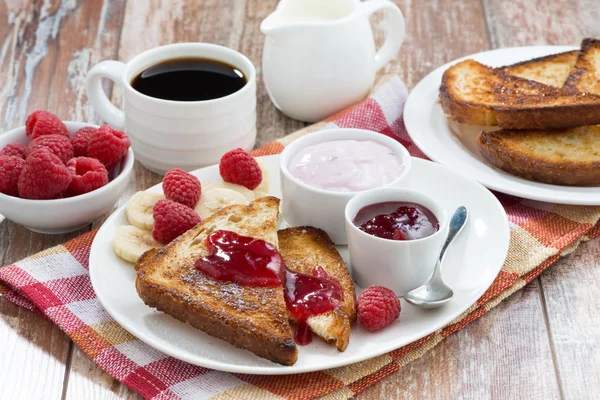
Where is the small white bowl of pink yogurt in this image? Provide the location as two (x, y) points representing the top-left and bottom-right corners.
(280, 128), (411, 244)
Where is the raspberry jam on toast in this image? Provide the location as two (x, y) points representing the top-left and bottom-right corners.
(195, 230), (345, 346)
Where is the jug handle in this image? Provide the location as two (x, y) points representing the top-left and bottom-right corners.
(359, 0), (406, 72)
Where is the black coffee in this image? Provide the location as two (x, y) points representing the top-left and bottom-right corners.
(131, 57), (246, 101)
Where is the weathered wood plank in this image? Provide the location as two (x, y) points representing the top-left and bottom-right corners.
(358, 283), (561, 399)
(539, 238), (600, 399)
(381, 0), (489, 89)
(0, 301), (71, 400)
(0, 0), (126, 398)
(482, 0), (600, 48)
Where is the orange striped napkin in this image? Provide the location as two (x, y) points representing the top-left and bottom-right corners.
(1, 75), (600, 399)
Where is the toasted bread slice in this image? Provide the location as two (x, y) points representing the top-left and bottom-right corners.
(477, 126), (600, 186)
(440, 59), (600, 129)
(135, 197), (298, 365)
(278, 227), (356, 352)
(564, 38), (600, 95)
(502, 50), (578, 87)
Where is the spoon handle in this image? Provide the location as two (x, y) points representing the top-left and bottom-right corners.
(432, 206), (468, 278)
(439, 206), (468, 260)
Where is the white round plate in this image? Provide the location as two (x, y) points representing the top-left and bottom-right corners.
(90, 155), (509, 375)
(404, 46), (600, 205)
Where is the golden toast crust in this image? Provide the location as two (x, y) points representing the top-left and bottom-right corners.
(278, 227), (356, 352)
(477, 127), (600, 186)
(440, 59), (600, 129)
(564, 38), (600, 95)
(136, 197), (298, 366)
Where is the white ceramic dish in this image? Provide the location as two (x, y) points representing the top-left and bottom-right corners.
(280, 128), (412, 244)
(345, 188), (448, 296)
(0, 122), (134, 234)
(404, 45), (600, 205)
(89, 155), (509, 375)
(86, 43), (257, 174)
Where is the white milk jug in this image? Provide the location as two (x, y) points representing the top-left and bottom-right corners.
(261, 0), (405, 122)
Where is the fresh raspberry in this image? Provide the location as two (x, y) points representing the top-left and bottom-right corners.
(26, 134), (74, 164)
(163, 168), (202, 208)
(357, 286), (401, 331)
(152, 199), (201, 244)
(66, 157), (109, 196)
(87, 124), (130, 170)
(18, 149), (72, 199)
(0, 143), (27, 159)
(219, 148), (262, 190)
(71, 127), (97, 157)
(25, 110), (69, 139)
(0, 156), (25, 197)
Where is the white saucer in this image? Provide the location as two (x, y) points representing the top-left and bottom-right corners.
(404, 45), (600, 205)
(89, 155), (509, 375)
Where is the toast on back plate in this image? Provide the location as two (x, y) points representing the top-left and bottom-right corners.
(440, 59), (600, 129)
(278, 227), (356, 352)
(474, 39), (600, 186)
(135, 197), (299, 366)
(502, 50), (579, 87)
(477, 125), (600, 186)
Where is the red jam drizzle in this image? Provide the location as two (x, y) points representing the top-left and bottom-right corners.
(294, 321), (313, 346)
(353, 201), (439, 241)
(284, 266), (344, 345)
(196, 230), (344, 345)
(195, 230), (284, 286)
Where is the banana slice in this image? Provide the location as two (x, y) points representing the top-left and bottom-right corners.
(254, 159), (270, 199)
(126, 191), (164, 230)
(194, 188), (249, 219)
(113, 225), (163, 263)
(202, 182), (255, 202)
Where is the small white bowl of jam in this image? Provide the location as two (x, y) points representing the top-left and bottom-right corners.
(345, 187), (448, 296)
(280, 128), (411, 244)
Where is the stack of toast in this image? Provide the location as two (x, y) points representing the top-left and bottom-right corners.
(135, 197), (356, 365)
(440, 38), (600, 186)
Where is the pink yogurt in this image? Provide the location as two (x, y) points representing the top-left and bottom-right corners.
(287, 139), (406, 192)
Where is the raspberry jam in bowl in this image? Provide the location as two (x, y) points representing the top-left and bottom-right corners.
(280, 128), (412, 245)
(345, 188), (448, 296)
(353, 202), (439, 241)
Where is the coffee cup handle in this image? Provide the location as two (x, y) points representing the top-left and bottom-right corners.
(86, 60), (126, 129)
(360, 0), (406, 72)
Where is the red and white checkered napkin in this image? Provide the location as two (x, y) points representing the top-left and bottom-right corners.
(2, 75), (600, 400)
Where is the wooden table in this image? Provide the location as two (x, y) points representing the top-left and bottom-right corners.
(1, 1), (600, 398)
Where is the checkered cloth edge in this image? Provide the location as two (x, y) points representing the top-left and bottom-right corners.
(2, 75), (600, 400)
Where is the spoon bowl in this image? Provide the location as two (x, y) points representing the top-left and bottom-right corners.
(404, 282), (454, 309)
(405, 206), (468, 309)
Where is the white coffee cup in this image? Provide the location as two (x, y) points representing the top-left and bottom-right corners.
(86, 43), (256, 174)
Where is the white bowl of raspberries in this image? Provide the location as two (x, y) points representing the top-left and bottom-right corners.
(0, 110), (134, 234)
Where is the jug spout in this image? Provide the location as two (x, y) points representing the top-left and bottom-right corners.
(260, 10), (285, 37)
